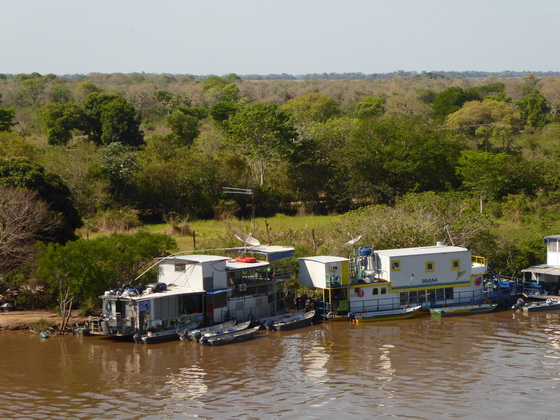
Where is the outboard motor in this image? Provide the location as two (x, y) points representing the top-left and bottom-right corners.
(512, 297), (525, 311)
(193, 331), (202, 343)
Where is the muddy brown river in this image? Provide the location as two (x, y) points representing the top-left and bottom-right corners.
(1, 310), (559, 419)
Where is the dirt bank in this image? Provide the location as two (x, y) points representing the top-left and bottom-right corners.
(0, 310), (89, 331)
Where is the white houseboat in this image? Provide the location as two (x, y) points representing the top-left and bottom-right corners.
(299, 242), (488, 319)
(91, 244), (294, 341)
(521, 235), (560, 296)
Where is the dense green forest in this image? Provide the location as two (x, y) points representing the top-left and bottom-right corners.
(2, 71), (560, 312)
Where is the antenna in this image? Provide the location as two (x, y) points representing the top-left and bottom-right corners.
(343, 234), (363, 247)
(224, 187), (255, 228)
(235, 232), (261, 247)
(444, 225), (454, 246)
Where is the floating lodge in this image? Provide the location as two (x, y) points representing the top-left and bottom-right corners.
(92, 244), (295, 339)
(299, 242), (500, 318)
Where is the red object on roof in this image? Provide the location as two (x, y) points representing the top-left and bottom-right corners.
(235, 257), (258, 263)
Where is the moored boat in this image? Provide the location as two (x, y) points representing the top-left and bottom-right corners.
(180, 319), (237, 341)
(351, 305), (421, 323)
(430, 302), (497, 317)
(195, 320), (252, 342)
(265, 310), (315, 331)
(135, 313), (203, 344)
(299, 241), (508, 320)
(258, 308), (306, 326)
(522, 298), (560, 312)
(200, 325), (261, 346)
(90, 237), (295, 343)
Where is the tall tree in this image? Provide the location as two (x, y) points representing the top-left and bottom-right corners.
(456, 150), (540, 212)
(0, 187), (63, 275)
(41, 102), (83, 145)
(165, 110), (201, 146)
(82, 93), (144, 146)
(100, 142), (140, 201)
(517, 90), (550, 127)
(432, 87), (480, 119)
(0, 108), (16, 132)
(353, 94), (386, 118)
(225, 104), (298, 186)
(0, 158), (82, 242)
(445, 99), (519, 151)
(281, 92), (340, 125)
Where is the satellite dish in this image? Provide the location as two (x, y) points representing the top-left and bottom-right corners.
(235, 233), (261, 247)
(343, 235), (363, 247)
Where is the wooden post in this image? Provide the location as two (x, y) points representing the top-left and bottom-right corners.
(265, 220), (272, 245)
(192, 230), (196, 249)
(312, 228), (316, 253)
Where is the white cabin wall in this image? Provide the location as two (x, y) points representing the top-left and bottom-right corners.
(380, 250), (471, 289)
(299, 260), (327, 288)
(546, 238), (560, 266)
(201, 261), (228, 289)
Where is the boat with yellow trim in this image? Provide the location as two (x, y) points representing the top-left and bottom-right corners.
(299, 241), (498, 320)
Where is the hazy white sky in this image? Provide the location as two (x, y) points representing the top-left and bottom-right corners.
(3, 0), (559, 76)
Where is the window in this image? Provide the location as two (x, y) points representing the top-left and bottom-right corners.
(425, 261), (435, 272)
(444, 288), (454, 300)
(203, 276), (214, 290)
(435, 288), (445, 301)
(380, 287), (387, 295)
(451, 259), (460, 270)
(175, 263), (186, 272)
(400, 292), (408, 305)
(372, 288), (379, 296)
(391, 260), (401, 271)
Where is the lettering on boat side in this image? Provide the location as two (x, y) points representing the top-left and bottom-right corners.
(421, 278), (438, 284)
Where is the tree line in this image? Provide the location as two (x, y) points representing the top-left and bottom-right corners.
(1, 71), (560, 312)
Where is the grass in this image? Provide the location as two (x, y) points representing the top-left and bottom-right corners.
(144, 214), (342, 251)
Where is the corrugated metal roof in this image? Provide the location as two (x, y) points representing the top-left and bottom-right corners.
(376, 245), (468, 257)
(522, 265), (560, 276)
(299, 256), (349, 263)
(162, 255), (228, 264)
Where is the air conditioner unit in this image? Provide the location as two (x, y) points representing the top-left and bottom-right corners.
(238, 284), (247, 292)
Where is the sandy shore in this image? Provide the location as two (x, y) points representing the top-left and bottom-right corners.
(0, 310), (89, 331)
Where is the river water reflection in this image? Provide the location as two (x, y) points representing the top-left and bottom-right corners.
(1, 310), (560, 419)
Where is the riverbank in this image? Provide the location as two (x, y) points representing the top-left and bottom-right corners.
(0, 310), (89, 331)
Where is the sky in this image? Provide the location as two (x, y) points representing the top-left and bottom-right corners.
(3, 0), (560, 76)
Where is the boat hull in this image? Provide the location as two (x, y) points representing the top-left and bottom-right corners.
(522, 300), (560, 312)
(201, 326), (260, 346)
(265, 310), (315, 331)
(430, 303), (498, 317)
(353, 306), (421, 323)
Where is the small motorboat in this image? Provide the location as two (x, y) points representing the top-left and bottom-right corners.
(430, 302), (498, 317)
(193, 321), (252, 343)
(264, 310), (315, 331)
(135, 315), (203, 344)
(200, 326), (261, 346)
(180, 320), (237, 341)
(259, 308), (307, 326)
(351, 305), (422, 323)
(522, 298), (560, 312)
